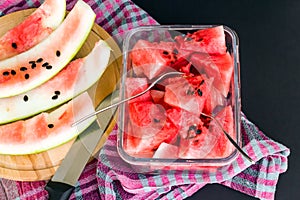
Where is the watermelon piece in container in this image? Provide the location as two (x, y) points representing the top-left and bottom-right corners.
(0, 0), (66, 60)
(0, 0), (95, 98)
(125, 77), (152, 103)
(164, 75), (213, 116)
(190, 52), (233, 97)
(175, 26), (227, 55)
(130, 39), (179, 79)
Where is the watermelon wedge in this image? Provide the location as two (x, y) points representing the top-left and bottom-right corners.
(0, 0), (66, 60)
(0, 40), (111, 125)
(175, 26), (227, 55)
(130, 40), (178, 79)
(190, 52), (233, 97)
(0, 0), (95, 98)
(0, 92), (96, 155)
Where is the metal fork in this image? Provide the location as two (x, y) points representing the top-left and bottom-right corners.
(72, 71), (254, 164)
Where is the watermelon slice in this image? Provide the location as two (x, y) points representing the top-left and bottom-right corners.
(153, 142), (179, 159)
(175, 26), (227, 55)
(130, 39), (178, 79)
(0, 40), (111, 124)
(206, 106), (235, 158)
(190, 52), (233, 96)
(178, 106), (234, 159)
(0, 0), (95, 98)
(0, 92), (96, 155)
(164, 75), (213, 116)
(125, 77), (152, 103)
(124, 101), (178, 156)
(128, 101), (167, 138)
(0, 0), (66, 60)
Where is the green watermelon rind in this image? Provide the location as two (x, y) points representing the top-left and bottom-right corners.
(0, 40), (111, 125)
(0, 92), (97, 155)
(0, 0), (96, 98)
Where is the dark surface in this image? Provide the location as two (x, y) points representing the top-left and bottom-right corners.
(133, 0), (299, 199)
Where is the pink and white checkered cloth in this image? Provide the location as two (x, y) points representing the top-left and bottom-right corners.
(0, 0), (290, 200)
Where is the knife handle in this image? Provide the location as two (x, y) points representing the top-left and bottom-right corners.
(45, 180), (75, 200)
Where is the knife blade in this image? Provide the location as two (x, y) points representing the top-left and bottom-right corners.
(45, 92), (118, 200)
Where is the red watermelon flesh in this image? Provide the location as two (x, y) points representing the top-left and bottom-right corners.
(153, 142), (179, 159)
(130, 40), (180, 79)
(164, 75), (213, 116)
(190, 52), (233, 97)
(175, 26), (227, 55)
(124, 108), (179, 157)
(128, 101), (167, 138)
(0, 0), (66, 60)
(125, 77), (152, 103)
(167, 107), (202, 139)
(150, 89), (165, 103)
(206, 105), (235, 158)
(178, 124), (218, 159)
(203, 84), (227, 115)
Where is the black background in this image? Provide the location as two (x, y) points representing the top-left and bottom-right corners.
(132, 0), (299, 199)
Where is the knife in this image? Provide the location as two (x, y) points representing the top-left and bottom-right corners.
(45, 92), (118, 200)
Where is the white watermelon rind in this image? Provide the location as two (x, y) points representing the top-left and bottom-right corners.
(0, 92), (97, 155)
(0, 40), (111, 125)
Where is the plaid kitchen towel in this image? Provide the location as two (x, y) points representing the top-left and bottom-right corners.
(0, 0), (290, 200)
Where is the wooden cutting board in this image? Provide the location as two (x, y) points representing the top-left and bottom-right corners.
(0, 9), (122, 181)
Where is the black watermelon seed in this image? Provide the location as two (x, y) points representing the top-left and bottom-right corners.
(48, 124), (54, 128)
(29, 61), (35, 64)
(197, 89), (203, 96)
(153, 118), (160, 123)
(54, 90), (60, 95)
(36, 58), (43, 63)
(46, 65), (52, 70)
(24, 74), (29, 79)
(11, 70), (16, 75)
(52, 95), (58, 100)
(2, 71), (9, 76)
(42, 62), (49, 67)
(20, 67), (27, 71)
(23, 95), (28, 102)
(173, 48), (179, 55)
(31, 63), (37, 69)
(11, 42), (17, 49)
(56, 50), (61, 57)
(162, 51), (169, 55)
(196, 129), (202, 135)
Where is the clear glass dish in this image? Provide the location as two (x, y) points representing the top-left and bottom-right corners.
(117, 25), (241, 173)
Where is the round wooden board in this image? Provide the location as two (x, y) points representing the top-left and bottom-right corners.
(0, 9), (122, 181)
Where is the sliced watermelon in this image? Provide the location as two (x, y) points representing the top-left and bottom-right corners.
(0, 0), (95, 98)
(0, 92), (96, 155)
(206, 106), (235, 158)
(178, 125), (218, 159)
(167, 107), (202, 139)
(153, 142), (179, 159)
(124, 101), (178, 156)
(190, 52), (233, 96)
(125, 77), (151, 103)
(178, 106), (234, 159)
(0, 0), (66, 60)
(175, 26), (227, 55)
(164, 75), (212, 116)
(128, 101), (166, 138)
(130, 39), (178, 79)
(0, 40), (110, 124)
